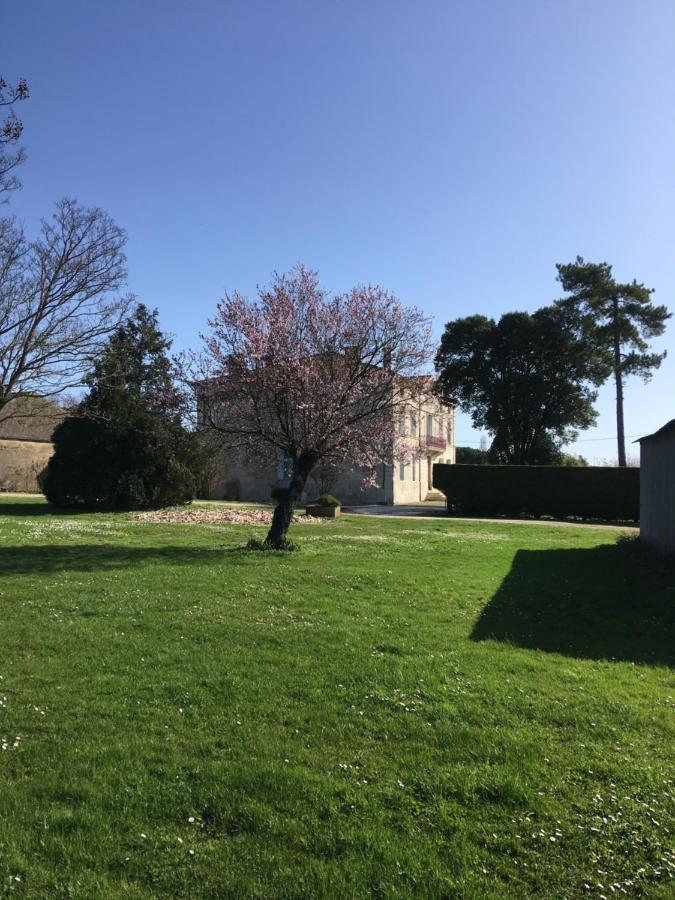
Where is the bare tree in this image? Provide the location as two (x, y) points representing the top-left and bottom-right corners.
(1, 76), (29, 198)
(0, 199), (131, 428)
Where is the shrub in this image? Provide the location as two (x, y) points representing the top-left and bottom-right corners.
(43, 305), (200, 510)
(433, 464), (639, 521)
(44, 411), (199, 510)
(455, 446), (489, 465)
(311, 494), (341, 507)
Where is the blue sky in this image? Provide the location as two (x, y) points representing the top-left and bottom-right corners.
(4, 0), (674, 461)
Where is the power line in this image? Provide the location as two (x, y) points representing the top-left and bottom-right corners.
(571, 434), (641, 443)
(456, 434), (641, 445)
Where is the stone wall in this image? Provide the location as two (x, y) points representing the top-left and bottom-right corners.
(204, 457), (391, 505)
(0, 439), (53, 493)
(200, 385), (456, 506)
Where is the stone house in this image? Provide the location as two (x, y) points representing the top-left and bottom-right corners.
(202, 380), (455, 506)
(637, 419), (675, 556)
(0, 398), (65, 492)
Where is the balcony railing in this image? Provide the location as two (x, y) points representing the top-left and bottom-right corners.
(422, 435), (447, 451)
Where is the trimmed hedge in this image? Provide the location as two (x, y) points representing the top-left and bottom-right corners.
(433, 464), (639, 521)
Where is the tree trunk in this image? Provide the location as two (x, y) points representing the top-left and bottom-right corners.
(613, 299), (626, 467)
(615, 363), (626, 467)
(265, 454), (315, 549)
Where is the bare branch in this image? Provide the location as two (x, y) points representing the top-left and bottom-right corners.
(0, 76), (29, 198)
(0, 199), (131, 426)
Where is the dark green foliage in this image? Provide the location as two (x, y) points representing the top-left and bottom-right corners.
(557, 257), (671, 466)
(43, 305), (199, 510)
(435, 306), (608, 464)
(487, 429), (567, 466)
(455, 446), (489, 465)
(560, 453), (589, 467)
(312, 493), (341, 506)
(433, 463), (639, 520)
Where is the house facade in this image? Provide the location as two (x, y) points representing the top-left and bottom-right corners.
(202, 384), (455, 506)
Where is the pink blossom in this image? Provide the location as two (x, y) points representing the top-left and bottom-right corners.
(180, 265), (433, 545)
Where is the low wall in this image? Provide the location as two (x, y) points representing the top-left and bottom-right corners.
(0, 439), (53, 492)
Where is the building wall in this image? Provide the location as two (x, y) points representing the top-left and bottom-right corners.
(0, 439), (54, 492)
(640, 427), (675, 555)
(392, 395), (455, 503)
(204, 456), (392, 505)
(202, 386), (455, 507)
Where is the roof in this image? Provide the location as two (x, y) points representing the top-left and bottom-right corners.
(635, 419), (675, 443)
(0, 397), (66, 442)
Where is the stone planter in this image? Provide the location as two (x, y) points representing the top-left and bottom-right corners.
(306, 504), (341, 518)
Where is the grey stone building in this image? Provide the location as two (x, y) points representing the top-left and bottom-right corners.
(0, 398), (65, 492)
(202, 385), (455, 506)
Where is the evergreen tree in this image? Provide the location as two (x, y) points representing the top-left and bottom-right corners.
(44, 305), (199, 509)
(557, 258), (671, 466)
(455, 446), (489, 465)
(435, 305), (607, 465)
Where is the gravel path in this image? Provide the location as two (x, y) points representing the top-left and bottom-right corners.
(344, 504), (638, 530)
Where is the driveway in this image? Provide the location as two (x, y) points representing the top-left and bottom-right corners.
(343, 503), (638, 530)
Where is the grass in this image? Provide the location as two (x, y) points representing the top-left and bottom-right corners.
(0, 497), (673, 898)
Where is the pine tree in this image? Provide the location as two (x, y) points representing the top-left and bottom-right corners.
(44, 305), (200, 509)
(557, 258), (671, 466)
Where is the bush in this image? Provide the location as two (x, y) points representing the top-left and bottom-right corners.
(311, 494), (341, 507)
(42, 305), (200, 511)
(44, 412), (199, 510)
(433, 464), (639, 521)
(455, 446), (489, 465)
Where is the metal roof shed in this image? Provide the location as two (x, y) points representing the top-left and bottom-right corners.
(636, 419), (675, 556)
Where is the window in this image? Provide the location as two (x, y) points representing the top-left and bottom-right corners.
(426, 414), (433, 437)
(399, 414), (406, 435)
(399, 461), (406, 480)
(412, 458), (416, 481)
(410, 414), (417, 437)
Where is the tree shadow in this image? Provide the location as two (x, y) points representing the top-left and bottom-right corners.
(0, 544), (243, 576)
(471, 542), (674, 666)
(0, 500), (92, 517)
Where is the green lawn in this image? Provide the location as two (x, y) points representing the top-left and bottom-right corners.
(0, 498), (672, 898)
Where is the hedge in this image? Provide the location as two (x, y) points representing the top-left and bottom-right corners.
(433, 464), (640, 521)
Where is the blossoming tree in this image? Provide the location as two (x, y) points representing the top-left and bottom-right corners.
(188, 265), (432, 548)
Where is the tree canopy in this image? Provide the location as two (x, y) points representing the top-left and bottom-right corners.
(0, 200), (131, 429)
(185, 265), (433, 548)
(435, 305), (608, 465)
(0, 75), (129, 431)
(44, 305), (199, 509)
(557, 257), (671, 466)
(455, 446), (489, 465)
(0, 75), (29, 198)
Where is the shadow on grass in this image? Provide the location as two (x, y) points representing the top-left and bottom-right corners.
(472, 541), (674, 666)
(0, 544), (247, 576)
(0, 500), (91, 517)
